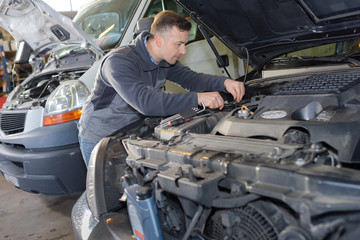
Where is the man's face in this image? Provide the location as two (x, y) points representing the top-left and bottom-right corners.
(159, 26), (189, 65)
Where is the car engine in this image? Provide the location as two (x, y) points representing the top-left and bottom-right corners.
(3, 46), (96, 111)
(102, 69), (360, 240)
(5, 70), (85, 108)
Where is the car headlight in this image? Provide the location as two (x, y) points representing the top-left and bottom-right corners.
(4, 85), (24, 104)
(86, 136), (129, 218)
(86, 138), (107, 218)
(43, 80), (89, 126)
(5, 86), (18, 103)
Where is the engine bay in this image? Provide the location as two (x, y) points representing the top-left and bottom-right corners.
(95, 70), (360, 239)
(4, 70), (86, 110)
(152, 71), (360, 165)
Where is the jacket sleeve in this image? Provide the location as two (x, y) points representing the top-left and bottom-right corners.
(100, 52), (199, 116)
(166, 61), (227, 92)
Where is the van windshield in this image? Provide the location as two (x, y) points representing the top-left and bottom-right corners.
(73, 0), (139, 51)
(264, 39), (360, 70)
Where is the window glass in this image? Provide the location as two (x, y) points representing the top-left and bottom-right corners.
(73, 0), (139, 51)
(144, 0), (205, 43)
(299, 0), (360, 21)
(264, 39), (360, 70)
(282, 39), (360, 58)
(79, 13), (120, 40)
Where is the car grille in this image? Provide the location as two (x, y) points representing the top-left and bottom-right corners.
(0, 112), (27, 135)
(276, 72), (360, 95)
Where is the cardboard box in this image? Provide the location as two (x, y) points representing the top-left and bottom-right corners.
(10, 41), (16, 51)
(2, 41), (10, 51)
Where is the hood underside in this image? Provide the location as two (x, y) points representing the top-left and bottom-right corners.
(0, 0), (96, 56)
(176, 0), (360, 70)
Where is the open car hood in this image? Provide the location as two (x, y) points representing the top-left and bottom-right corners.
(176, 0), (360, 70)
(0, 0), (99, 57)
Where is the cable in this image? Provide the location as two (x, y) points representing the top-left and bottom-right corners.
(242, 46), (250, 85)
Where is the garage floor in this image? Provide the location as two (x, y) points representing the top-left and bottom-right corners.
(0, 174), (81, 240)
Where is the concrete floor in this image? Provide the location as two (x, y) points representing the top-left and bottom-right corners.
(0, 174), (81, 240)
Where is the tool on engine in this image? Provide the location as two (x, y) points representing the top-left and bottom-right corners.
(159, 100), (206, 128)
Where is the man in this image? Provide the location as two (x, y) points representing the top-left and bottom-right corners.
(78, 10), (245, 166)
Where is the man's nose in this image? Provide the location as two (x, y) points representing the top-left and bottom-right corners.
(179, 45), (186, 55)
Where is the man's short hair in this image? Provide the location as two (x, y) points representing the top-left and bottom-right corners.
(150, 10), (192, 37)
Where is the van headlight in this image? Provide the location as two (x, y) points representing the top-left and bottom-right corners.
(86, 136), (129, 218)
(86, 138), (108, 218)
(43, 80), (89, 126)
(5, 85), (20, 103)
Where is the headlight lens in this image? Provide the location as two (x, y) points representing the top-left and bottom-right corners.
(5, 85), (23, 103)
(43, 80), (89, 126)
(86, 139), (105, 218)
(86, 136), (130, 219)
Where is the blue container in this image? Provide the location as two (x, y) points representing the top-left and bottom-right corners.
(125, 184), (164, 240)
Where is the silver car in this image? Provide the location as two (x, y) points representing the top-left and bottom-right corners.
(72, 0), (360, 239)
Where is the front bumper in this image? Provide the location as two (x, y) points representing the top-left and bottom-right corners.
(72, 193), (133, 240)
(0, 116), (86, 194)
(0, 142), (86, 194)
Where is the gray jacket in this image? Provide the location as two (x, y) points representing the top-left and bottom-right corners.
(79, 32), (227, 143)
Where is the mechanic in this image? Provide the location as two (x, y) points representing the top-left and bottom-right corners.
(78, 10), (245, 166)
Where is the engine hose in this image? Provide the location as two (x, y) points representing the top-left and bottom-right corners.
(182, 205), (204, 240)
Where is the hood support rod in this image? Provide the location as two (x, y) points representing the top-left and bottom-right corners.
(197, 25), (232, 79)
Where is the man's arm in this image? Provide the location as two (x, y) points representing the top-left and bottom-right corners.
(224, 78), (245, 103)
(197, 92), (225, 110)
(101, 52), (199, 116)
(168, 62), (245, 109)
(197, 79), (245, 110)
(167, 62), (227, 92)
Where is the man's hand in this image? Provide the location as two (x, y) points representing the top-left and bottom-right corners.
(224, 79), (245, 103)
(197, 92), (225, 110)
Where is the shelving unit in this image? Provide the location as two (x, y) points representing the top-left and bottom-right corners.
(0, 45), (32, 94)
(0, 49), (16, 93)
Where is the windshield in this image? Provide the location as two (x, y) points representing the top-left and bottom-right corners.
(73, 0), (139, 51)
(265, 39), (360, 70)
(299, 0), (360, 22)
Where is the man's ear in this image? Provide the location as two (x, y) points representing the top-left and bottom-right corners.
(154, 34), (164, 48)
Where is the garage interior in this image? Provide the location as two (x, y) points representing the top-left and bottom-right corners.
(1, 1), (360, 240)
(0, 28), (25, 104)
